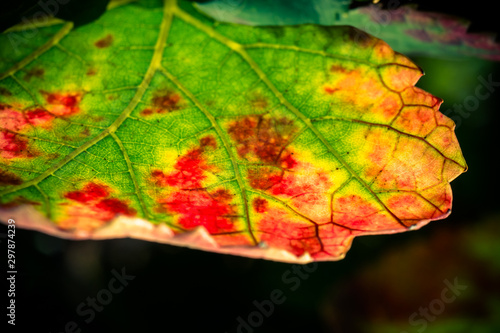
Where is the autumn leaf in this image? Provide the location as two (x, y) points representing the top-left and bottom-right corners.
(0, 0), (466, 262)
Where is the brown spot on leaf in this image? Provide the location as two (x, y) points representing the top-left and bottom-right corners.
(249, 94), (268, 110)
(140, 108), (153, 116)
(45, 152), (61, 161)
(24, 67), (44, 81)
(253, 197), (268, 213)
(324, 86), (339, 95)
(94, 34), (113, 48)
(248, 168), (283, 190)
(0, 87), (12, 96)
(228, 115), (298, 168)
(330, 65), (352, 74)
(152, 90), (183, 113)
(0, 196), (40, 208)
(80, 128), (91, 137)
(199, 135), (217, 150)
(140, 90), (184, 116)
(86, 68), (97, 76)
(0, 169), (23, 185)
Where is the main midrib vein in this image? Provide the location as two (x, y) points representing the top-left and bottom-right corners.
(0, 0), (175, 197)
(173, 6), (406, 227)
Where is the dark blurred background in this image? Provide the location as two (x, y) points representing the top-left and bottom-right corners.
(2, 0), (499, 332)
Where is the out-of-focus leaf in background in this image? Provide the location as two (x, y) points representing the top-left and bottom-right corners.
(196, 0), (500, 60)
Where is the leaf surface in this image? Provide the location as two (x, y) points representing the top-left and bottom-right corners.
(0, 0), (466, 262)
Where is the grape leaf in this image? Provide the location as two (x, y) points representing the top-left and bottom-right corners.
(0, 0), (466, 262)
(196, 1), (500, 61)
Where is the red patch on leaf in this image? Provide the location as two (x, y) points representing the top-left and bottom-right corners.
(152, 136), (236, 233)
(152, 136), (217, 188)
(280, 153), (298, 169)
(384, 193), (438, 222)
(0, 106), (27, 131)
(248, 168), (283, 190)
(26, 108), (54, 126)
(158, 149), (207, 188)
(42, 91), (82, 116)
(379, 96), (400, 119)
(60, 182), (136, 232)
(96, 198), (135, 215)
(65, 182), (109, 203)
(437, 191), (452, 211)
(228, 116), (335, 252)
(331, 194), (399, 230)
(159, 189), (236, 233)
(94, 34), (113, 48)
(257, 207), (321, 257)
(0, 131), (29, 159)
(270, 171), (331, 198)
(335, 195), (378, 218)
(0, 105), (54, 159)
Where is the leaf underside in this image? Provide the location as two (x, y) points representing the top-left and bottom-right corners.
(0, 0), (466, 262)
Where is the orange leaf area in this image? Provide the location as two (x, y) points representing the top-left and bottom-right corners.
(59, 182), (136, 232)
